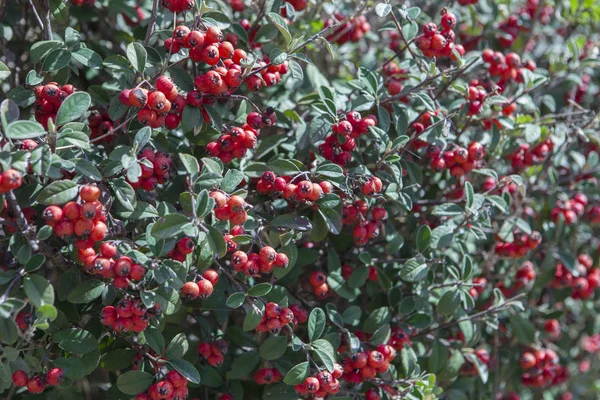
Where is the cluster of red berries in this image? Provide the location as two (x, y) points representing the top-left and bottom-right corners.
(295, 367), (343, 397)
(88, 110), (115, 143)
(256, 302), (294, 335)
(42, 185), (107, 243)
(507, 139), (554, 171)
(460, 349), (490, 376)
(100, 296), (158, 333)
(552, 254), (600, 300)
(127, 148), (173, 191)
(360, 176), (383, 196)
(165, 237), (195, 262)
(12, 368), (63, 394)
(457, 0), (478, 5)
(253, 368), (282, 385)
(206, 110), (276, 163)
(520, 348), (567, 388)
(197, 339), (228, 367)
(134, 370), (190, 400)
(341, 264), (378, 283)
(81, 242), (146, 288)
(15, 311), (33, 330)
(497, 261), (536, 297)
(318, 111), (377, 166)
(231, 246), (289, 276)
(429, 142), (485, 177)
(496, 0), (553, 49)
(465, 83), (488, 115)
(160, 0), (193, 13)
(412, 111), (440, 150)
(210, 192), (249, 225)
(481, 49), (536, 87)
(415, 11), (465, 59)
(341, 201), (384, 245)
(180, 269), (219, 300)
(551, 193), (588, 225)
(386, 328), (412, 351)
(340, 345), (396, 383)
(495, 230), (541, 258)
(324, 14), (371, 44)
(256, 171), (333, 200)
(248, 56), (290, 91)
(33, 82), (75, 128)
(0, 168), (22, 194)
(307, 271), (330, 298)
(382, 61), (408, 96)
(119, 76), (184, 129)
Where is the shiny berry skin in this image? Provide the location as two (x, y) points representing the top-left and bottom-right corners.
(181, 281), (200, 300)
(177, 237), (195, 255)
(46, 368), (64, 386)
(27, 376), (46, 394)
(12, 370), (28, 387)
(423, 22), (437, 37)
(197, 279), (214, 299)
(441, 12), (457, 30)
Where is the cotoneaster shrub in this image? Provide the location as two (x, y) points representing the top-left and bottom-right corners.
(0, 0), (600, 399)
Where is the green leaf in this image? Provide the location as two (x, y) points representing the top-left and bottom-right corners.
(437, 288), (461, 316)
(416, 225), (431, 252)
(363, 307), (390, 334)
(167, 359), (200, 384)
(430, 225), (454, 249)
(221, 169), (244, 193)
(348, 266), (369, 289)
(400, 259), (428, 282)
(6, 120), (46, 139)
(270, 214), (312, 231)
(226, 292), (245, 308)
(283, 361), (309, 385)
(126, 42), (147, 73)
(67, 280), (106, 303)
(109, 178), (137, 212)
(74, 159), (102, 181)
(317, 207), (342, 235)
(52, 328), (98, 354)
(144, 326), (165, 354)
(206, 225), (227, 258)
(311, 339), (336, 372)
(37, 180), (79, 205)
(179, 153), (200, 177)
(509, 314), (535, 345)
(164, 333), (189, 359)
(259, 336), (288, 360)
(151, 213), (190, 239)
(0, 318), (18, 344)
(370, 324), (391, 345)
(71, 47), (103, 68)
(55, 92), (91, 125)
(42, 49), (71, 71)
(247, 283), (272, 297)
(30, 40), (64, 63)
(0, 61), (10, 82)
(432, 203), (464, 216)
(23, 275), (54, 308)
(226, 352), (260, 379)
(117, 370), (153, 395)
(243, 304), (263, 331)
(308, 308), (326, 341)
(267, 13), (292, 47)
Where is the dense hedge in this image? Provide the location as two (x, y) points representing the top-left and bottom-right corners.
(1, 0), (600, 399)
